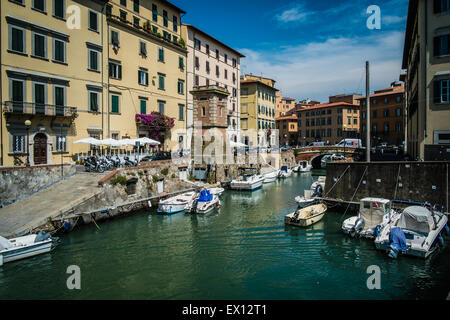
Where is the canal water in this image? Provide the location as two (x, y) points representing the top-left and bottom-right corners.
(1, 172), (449, 300)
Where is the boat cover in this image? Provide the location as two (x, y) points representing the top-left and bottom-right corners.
(281, 166), (288, 172)
(198, 190), (213, 202)
(35, 231), (51, 243)
(0, 236), (12, 251)
(389, 227), (408, 251)
(360, 205), (384, 229)
(396, 206), (434, 234)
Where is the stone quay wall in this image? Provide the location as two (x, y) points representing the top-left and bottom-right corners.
(325, 161), (450, 213)
(0, 163), (76, 208)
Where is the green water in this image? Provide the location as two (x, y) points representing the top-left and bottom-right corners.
(1, 173), (449, 300)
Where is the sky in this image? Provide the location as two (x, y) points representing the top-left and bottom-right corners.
(171, 0), (410, 103)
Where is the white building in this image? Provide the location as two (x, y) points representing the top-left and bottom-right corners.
(181, 24), (245, 148)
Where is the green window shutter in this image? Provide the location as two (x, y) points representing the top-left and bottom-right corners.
(159, 75), (164, 89)
(140, 100), (146, 114)
(434, 80), (441, 104)
(179, 57), (184, 69)
(111, 95), (119, 113)
(179, 105), (184, 120)
(90, 92), (98, 111)
(12, 28), (24, 52)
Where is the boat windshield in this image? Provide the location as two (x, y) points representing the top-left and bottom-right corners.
(385, 202), (390, 214)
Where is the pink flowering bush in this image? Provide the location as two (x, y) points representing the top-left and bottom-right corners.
(135, 112), (175, 140)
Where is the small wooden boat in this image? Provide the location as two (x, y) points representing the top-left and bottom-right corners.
(284, 203), (327, 227)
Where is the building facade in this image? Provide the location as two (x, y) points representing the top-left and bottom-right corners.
(276, 114), (298, 146)
(402, 0), (450, 160)
(182, 24), (244, 148)
(240, 75), (278, 148)
(358, 82), (405, 147)
(275, 92), (295, 117)
(296, 102), (360, 145)
(1, 0), (188, 166)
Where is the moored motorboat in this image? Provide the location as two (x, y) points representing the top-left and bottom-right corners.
(157, 191), (197, 214)
(310, 176), (326, 191)
(298, 160), (312, 172)
(0, 232), (58, 266)
(263, 170), (279, 183)
(278, 166), (292, 178)
(295, 185), (323, 208)
(342, 198), (399, 239)
(230, 174), (264, 191)
(189, 189), (221, 214)
(374, 205), (449, 259)
(285, 203), (327, 227)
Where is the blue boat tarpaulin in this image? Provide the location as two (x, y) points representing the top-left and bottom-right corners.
(198, 190), (213, 202)
(389, 227), (408, 251)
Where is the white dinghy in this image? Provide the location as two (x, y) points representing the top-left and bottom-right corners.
(157, 191), (198, 214)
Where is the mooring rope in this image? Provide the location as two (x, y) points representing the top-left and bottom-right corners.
(392, 164), (401, 202)
(323, 165), (350, 198)
(339, 165), (368, 222)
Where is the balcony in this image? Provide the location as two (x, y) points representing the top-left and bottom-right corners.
(3, 101), (77, 118)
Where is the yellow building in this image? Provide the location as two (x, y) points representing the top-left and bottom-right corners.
(1, 0), (187, 167)
(240, 75), (278, 148)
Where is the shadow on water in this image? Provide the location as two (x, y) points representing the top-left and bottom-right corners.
(0, 172), (449, 300)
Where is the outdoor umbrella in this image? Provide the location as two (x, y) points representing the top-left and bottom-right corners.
(73, 137), (101, 145)
(136, 137), (160, 145)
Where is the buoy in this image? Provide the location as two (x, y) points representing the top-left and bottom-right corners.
(64, 221), (71, 231)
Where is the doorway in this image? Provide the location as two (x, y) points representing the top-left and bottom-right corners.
(33, 133), (47, 165)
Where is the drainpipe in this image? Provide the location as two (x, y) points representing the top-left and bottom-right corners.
(424, 0), (428, 155)
(0, 0), (3, 166)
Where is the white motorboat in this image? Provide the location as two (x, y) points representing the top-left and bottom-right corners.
(278, 166), (292, 178)
(157, 191), (197, 214)
(285, 203), (327, 227)
(230, 174), (264, 191)
(342, 198), (400, 239)
(263, 170), (279, 183)
(321, 154), (345, 168)
(209, 187), (225, 197)
(298, 160), (312, 172)
(374, 206), (449, 259)
(0, 232), (57, 266)
(189, 189), (221, 214)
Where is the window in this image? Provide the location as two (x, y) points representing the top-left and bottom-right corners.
(179, 56), (184, 70)
(194, 38), (201, 50)
(173, 16), (178, 32)
(194, 75), (199, 86)
(372, 99), (377, 105)
(195, 56), (200, 70)
(216, 49), (219, 59)
(89, 91), (99, 112)
(32, 0), (46, 12)
(32, 32), (47, 58)
(241, 103), (248, 113)
(111, 95), (120, 113)
(216, 65), (220, 77)
(140, 41), (147, 56)
(373, 110), (377, 118)
(133, 0), (139, 13)
(163, 10), (168, 27)
(55, 135), (66, 152)
(372, 124), (377, 134)
(111, 30), (120, 47)
(106, 4), (112, 16)
(396, 108), (402, 117)
(396, 96), (402, 103)
(206, 79), (210, 86)
(383, 122), (389, 133)
(337, 128), (342, 137)
(434, 0), (450, 13)
(34, 82), (46, 114)
(206, 61), (210, 74)
(88, 49), (99, 71)
(158, 101), (165, 114)
(224, 54), (228, 64)
(177, 79), (184, 94)
(353, 118), (357, 125)
(13, 135), (25, 153)
(241, 87), (248, 96)
(233, 73), (236, 84)
(206, 44), (210, 55)
(152, 4), (158, 22)
(109, 61), (122, 79)
(53, 38), (66, 63)
(233, 88), (237, 98)
(178, 104), (184, 121)
(384, 97), (389, 104)
(434, 79), (450, 103)
(140, 99), (147, 114)
(383, 109), (389, 117)
(158, 48), (164, 62)
(9, 25), (26, 54)
(395, 121), (402, 132)
(120, 0), (126, 6)
(362, 111), (366, 119)
(163, 31), (171, 41)
(89, 10), (99, 32)
(337, 116), (342, 124)
(120, 10), (127, 21)
(224, 69), (228, 79)
(327, 117), (332, 125)
(434, 34), (450, 56)
(53, 0), (65, 19)
(158, 74), (165, 90)
(232, 58), (237, 68)
(133, 17), (140, 26)
(138, 69), (148, 86)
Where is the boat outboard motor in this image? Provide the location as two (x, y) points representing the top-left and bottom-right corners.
(312, 184), (323, 198)
(350, 218), (365, 237)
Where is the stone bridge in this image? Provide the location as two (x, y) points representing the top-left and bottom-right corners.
(295, 146), (362, 169)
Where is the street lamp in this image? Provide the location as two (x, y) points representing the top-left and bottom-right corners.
(343, 124), (347, 159)
(25, 120), (31, 166)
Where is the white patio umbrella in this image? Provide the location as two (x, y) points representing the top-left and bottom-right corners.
(136, 137), (160, 145)
(230, 141), (247, 148)
(74, 137), (101, 145)
(118, 138), (137, 146)
(99, 138), (123, 147)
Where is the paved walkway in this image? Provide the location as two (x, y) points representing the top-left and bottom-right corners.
(0, 172), (105, 238)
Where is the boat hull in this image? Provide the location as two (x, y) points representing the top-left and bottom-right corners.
(1, 239), (54, 265)
(157, 203), (187, 214)
(285, 203), (327, 227)
(230, 178), (263, 191)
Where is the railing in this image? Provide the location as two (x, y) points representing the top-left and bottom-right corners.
(3, 101), (77, 118)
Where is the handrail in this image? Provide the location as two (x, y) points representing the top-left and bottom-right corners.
(3, 101), (77, 117)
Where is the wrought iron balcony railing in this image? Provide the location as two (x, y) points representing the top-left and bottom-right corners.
(3, 101), (77, 118)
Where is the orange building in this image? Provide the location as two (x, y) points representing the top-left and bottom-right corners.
(275, 92), (296, 117)
(276, 114), (298, 146)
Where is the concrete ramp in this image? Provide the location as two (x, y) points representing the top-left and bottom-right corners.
(0, 172), (105, 238)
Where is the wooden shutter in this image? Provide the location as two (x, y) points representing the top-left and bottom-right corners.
(433, 80), (441, 104)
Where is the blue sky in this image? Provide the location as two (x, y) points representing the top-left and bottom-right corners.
(172, 0), (410, 102)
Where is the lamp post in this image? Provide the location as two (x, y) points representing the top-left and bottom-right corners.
(343, 124), (347, 159)
(25, 120), (31, 166)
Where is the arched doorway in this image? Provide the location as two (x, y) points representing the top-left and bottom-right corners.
(33, 133), (47, 165)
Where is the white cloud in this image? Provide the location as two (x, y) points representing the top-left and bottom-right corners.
(239, 31), (405, 102)
(276, 7), (308, 23)
(382, 15), (407, 25)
